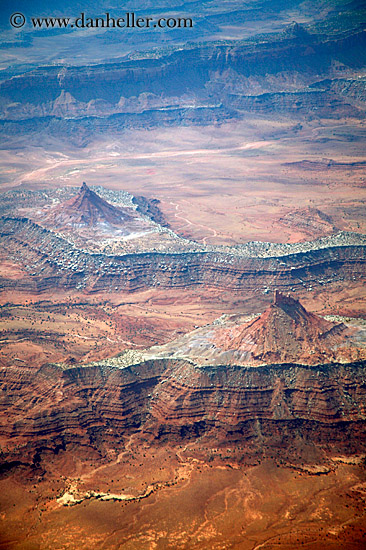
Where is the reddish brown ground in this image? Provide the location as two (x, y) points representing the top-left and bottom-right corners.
(0, 442), (365, 550)
(0, 280), (365, 369)
(1, 118), (365, 366)
(0, 117), (365, 547)
(2, 119), (365, 246)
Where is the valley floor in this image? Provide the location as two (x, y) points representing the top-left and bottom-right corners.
(1, 443), (365, 550)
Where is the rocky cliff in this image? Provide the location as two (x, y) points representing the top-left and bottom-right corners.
(1, 25), (365, 143)
(1, 357), (365, 469)
(1, 296), (365, 468)
(1, 185), (364, 296)
(1, 215), (365, 293)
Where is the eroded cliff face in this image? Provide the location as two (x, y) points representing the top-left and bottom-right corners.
(144, 292), (366, 366)
(1, 294), (366, 469)
(214, 292), (363, 364)
(1, 358), (365, 470)
(0, 26), (365, 144)
(2, 30), (365, 110)
(1, 214), (365, 294)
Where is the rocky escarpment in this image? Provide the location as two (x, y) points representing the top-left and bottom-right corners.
(2, 29), (365, 110)
(132, 195), (169, 228)
(1, 295), (365, 468)
(0, 25), (365, 143)
(0, 361), (165, 459)
(0, 358), (365, 468)
(0, 214), (365, 293)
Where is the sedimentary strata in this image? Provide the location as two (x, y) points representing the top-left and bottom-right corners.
(1, 296), (365, 469)
(0, 212), (365, 293)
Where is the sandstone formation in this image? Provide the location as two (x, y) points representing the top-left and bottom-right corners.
(0, 2), (365, 547)
(0, 21), (365, 145)
(1, 294), (365, 471)
(0, 186), (365, 294)
(42, 182), (135, 228)
(144, 292), (366, 366)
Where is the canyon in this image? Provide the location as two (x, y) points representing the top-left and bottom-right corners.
(0, 0), (365, 548)
(0, 184), (365, 296)
(1, 293), (366, 549)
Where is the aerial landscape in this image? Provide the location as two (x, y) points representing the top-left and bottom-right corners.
(0, 0), (365, 548)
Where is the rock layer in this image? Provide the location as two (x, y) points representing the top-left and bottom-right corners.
(212, 292), (359, 365)
(0, 214), (365, 293)
(0, 359), (365, 467)
(1, 297), (365, 467)
(0, 25), (365, 144)
(42, 182), (135, 228)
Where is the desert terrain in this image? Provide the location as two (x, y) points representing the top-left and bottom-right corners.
(0, 0), (366, 548)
